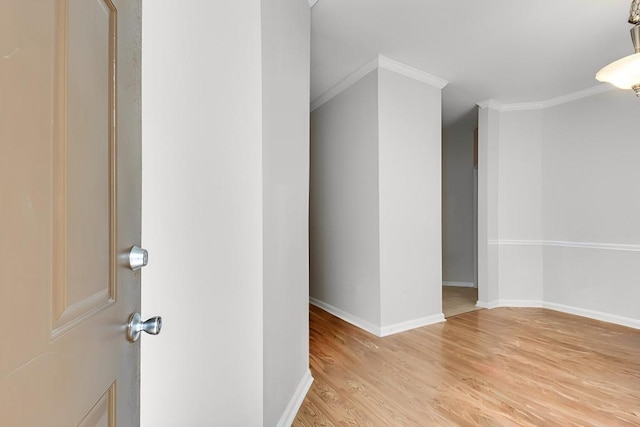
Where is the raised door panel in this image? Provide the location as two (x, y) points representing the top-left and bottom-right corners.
(53, 0), (117, 337)
(0, 0), (141, 425)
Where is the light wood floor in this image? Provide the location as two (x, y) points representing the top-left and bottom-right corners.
(442, 286), (480, 318)
(294, 305), (640, 426)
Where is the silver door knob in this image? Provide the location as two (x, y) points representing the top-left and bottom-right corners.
(127, 312), (162, 342)
(128, 246), (148, 271)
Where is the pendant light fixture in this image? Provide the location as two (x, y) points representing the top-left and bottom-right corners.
(596, 0), (640, 96)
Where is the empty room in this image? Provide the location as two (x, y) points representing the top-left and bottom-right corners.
(2, 0), (639, 426)
(299, 0), (640, 425)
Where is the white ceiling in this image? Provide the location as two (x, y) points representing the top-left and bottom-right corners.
(310, 0), (635, 127)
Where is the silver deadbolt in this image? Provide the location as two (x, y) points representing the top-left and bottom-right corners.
(127, 312), (162, 342)
(128, 246), (148, 271)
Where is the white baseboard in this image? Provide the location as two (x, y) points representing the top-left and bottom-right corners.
(498, 299), (544, 308)
(543, 302), (640, 330)
(443, 281), (476, 288)
(310, 297), (445, 337)
(476, 300), (543, 309)
(380, 313), (445, 337)
(476, 299), (639, 330)
(476, 300), (498, 309)
(276, 369), (314, 427)
(309, 297), (381, 336)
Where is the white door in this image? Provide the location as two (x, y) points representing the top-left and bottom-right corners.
(0, 0), (144, 425)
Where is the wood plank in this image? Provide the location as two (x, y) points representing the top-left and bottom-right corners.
(293, 305), (640, 426)
(442, 285), (480, 318)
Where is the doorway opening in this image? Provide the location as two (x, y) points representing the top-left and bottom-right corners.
(441, 118), (480, 318)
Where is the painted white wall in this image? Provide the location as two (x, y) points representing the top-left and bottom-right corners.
(310, 62), (445, 335)
(541, 90), (640, 322)
(260, 0), (311, 425)
(142, 1), (311, 426)
(478, 89), (640, 326)
(477, 106), (500, 306)
(142, 2), (263, 425)
(442, 125), (475, 286)
(378, 68), (442, 326)
(497, 111), (543, 241)
(496, 110), (543, 302)
(309, 70), (381, 327)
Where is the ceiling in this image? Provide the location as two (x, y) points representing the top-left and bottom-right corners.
(310, 0), (634, 127)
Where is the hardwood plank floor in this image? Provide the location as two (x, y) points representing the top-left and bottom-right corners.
(294, 305), (640, 426)
(442, 286), (480, 318)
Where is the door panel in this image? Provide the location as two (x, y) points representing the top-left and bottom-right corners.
(78, 384), (115, 427)
(0, 0), (142, 425)
(52, 0), (117, 336)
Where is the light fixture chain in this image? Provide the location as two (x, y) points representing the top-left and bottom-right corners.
(631, 0), (640, 24)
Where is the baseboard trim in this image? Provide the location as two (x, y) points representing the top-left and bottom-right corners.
(476, 300), (543, 309)
(310, 297), (445, 337)
(380, 313), (445, 337)
(309, 297), (381, 336)
(499, 299), (544, 308)
(276, 369), (314, 427)
(543, 302), (640, 330)
(476, 300), (498, 309)
(443, 281), (476, 288)
(476, 299), (639, 330)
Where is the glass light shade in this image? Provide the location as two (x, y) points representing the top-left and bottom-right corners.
(596, 52), (640, 89)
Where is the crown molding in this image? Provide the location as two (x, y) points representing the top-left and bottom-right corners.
(477, 84), (615, 112)
(310, 57), (379, 111)
(476, 99), (503, 110)
(309, 0), (318, 7)
(311, 55), (448, 112)
(377, 56), (449, 90)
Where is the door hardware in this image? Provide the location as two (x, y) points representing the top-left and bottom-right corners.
(127, 312), (162, 342)
(128, 246), (148, 271)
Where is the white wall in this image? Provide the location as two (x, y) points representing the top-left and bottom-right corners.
(541, 90), (640, 323)
(310, 61), (445, 335)
(477, 107), (500, 305)
(309, 70), (381, 328)
(142, 2), (263, 425)
(442, 125), (475, 286)
(478, 89), (640, 327)
(496, 110), (543, 302)
(261, 0), (311, 425)
(142, 1), (311, 426)
(378, 68), (442, 326)
(479, 106), (544, 306)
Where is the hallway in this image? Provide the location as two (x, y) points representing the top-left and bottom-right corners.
(442, 285), (480, 318)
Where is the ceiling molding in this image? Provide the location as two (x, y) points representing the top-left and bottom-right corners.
(310, 57), (379, 111)
(378, 56), (449, 90)
(309, 0), (318, 7)
(311, 55), (448, 112)
(477, 84), (615, 112)
(501, 84), (615, 111)
(476, 99), (503, 110)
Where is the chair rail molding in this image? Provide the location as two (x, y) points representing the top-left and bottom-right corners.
(488, 239), (640, 252)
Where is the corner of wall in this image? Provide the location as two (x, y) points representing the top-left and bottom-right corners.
(478, 87), (640, 329)
(276, 370), (314, 427)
